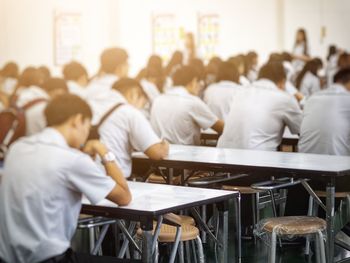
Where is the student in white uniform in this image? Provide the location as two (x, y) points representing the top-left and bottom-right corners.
(86, 47), (129, 119)
(296, 58), (323, 98)
(16, 78), (68, 136)
(0, 94), (131, 263)
(217, 62), (302, 151)
(204, 61), (242, 120)
(298, 68), (350, 155)
(151, 66), (224, 145)
(96, 78), (168, 178)
(63, 61), (89, 99)
(292, 28), (310, 72)
(0, 62), (18, 95)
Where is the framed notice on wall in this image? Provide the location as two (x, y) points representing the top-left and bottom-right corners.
(54, 11), (82, 66)
(198, 14), (220, 62)
(152, 14), (177, 64)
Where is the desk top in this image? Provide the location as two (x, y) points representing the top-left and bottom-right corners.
(82, 181), (237, 217)
(133, 145), (350, 177)
(201, 129), (299, 140)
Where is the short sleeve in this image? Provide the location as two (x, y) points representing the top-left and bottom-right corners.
(190, 98), (219, 129)
(128, 107), (161, 152)
(67, 154), (116, 204)
(283, 97), (303, 135)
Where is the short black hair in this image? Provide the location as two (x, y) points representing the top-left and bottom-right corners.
(333, 67), (350, 84)
(45, 94), (92, 126)
(18, 67), (42, 87)
(42, 78), (69, 93)
(172, 66), (197, 86)
(112, 78), (147, 97)
(100, 47), (128, 74)
(258, 62), (286, 84)
(217, 61), (239, 83)
(63, 61), (88, 81)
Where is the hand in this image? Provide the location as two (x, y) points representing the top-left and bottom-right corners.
(82, 140), (108, 159)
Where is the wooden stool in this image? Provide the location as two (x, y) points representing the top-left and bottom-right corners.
(259, 216), (326, 263)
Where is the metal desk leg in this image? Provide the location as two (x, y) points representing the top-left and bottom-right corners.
(217, 201), (229, 263)
(326, 184), (335, 263)
(141, 218), (153, 263)
(233, 195), (242, 263)
(168, 168), (174, 185)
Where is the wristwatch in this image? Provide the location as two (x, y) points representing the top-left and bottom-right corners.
(102, 152), (116, 164)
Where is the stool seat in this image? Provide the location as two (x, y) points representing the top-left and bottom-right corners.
(223, 185), (264, 194)
(137, 223), (199, 243)
(178, 215), (196, 225)
(262, 216), (326, 236)
(147, 174), (181, 185)
(315, 190), (350, 198)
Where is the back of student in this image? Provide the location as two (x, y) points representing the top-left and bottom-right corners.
(151, 66), (223, 145)
(217, 62), (302, 151)
(204, 61), (242, 120)
(298, 68), (350, 155)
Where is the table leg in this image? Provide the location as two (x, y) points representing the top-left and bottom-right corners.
(168, 167), (174, 185)
(326, 183), (335, 263)
(233, 195), (242, 263)
(141, 218), (154, 263)
(217, 201), (229, 263)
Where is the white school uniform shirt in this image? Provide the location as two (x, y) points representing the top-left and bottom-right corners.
(203, 80), (242, 120)
(292, 43), (308, 72)
(94, 90), (161, 177)
(0, 128), (115, 263)
(239, 75), (250, 86)
(16, 85), (49, 136)
(217, 79), (302, 151)
(1, 77), (17, 95)
(298, 84), (350, 155)
(151, 86), (218, 145)
(140, 79), (160, 103)
(67, 80), (87, 99)
(299, 71), (321, 98)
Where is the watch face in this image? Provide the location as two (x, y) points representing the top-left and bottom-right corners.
(104, 152), (116, 162)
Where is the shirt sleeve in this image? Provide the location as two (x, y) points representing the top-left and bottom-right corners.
(67, 154), (116, 205)
(128, 107), (161, 152)
(190, 98), (219, 130)
(283, 97), (303, 135)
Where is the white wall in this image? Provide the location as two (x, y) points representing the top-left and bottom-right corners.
(0, 0), (116, 76)
(282, 0), (350, 58)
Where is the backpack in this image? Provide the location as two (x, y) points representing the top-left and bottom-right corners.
(0, 99), (47, 160)
(88, 103), (124, 140)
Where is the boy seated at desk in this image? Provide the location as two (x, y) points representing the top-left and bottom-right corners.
(0, 94), (131, 263)
(63, 61), (89, 99)
(95, 78), (169, 178)
(217, 62), (302, 151)
(151, 65), (224, 145)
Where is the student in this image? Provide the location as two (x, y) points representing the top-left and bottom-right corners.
(326, 45), (341, 87)
(204, 56), (222, 86)
(204, 61), (242, 120)
(164, 51), (183, 77)
(86, 47), (129, 120)
(217, 62), (302, 151)
(140, 67), (162, 103)
(228, 55), (250, 86)
(298, 67), (350, 155)
(37, 66), (51, 84)
(16, 77), (68, 135)
(0, 94), (131, 263)
(245, 51), (259, 82)
(63, 61), (89, 98)
(0, 62), (19, 95)
(96, 78), (168, 178)
(292, 28), (310, 72)
(296, 58), (323, 98)
(151, 66), (224, 145)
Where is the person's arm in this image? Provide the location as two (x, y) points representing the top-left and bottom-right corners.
(83, 140), (132, 206)
(211, 120), (224, 135)
(144, 139), (169, 160)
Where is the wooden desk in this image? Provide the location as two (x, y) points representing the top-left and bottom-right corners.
(133, 144), (350, 263)
(82, 181), (240, 263)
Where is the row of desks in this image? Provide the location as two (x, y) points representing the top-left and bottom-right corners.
(132, 144), (350, 263)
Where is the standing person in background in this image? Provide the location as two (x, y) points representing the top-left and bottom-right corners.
(296, 58), (323, 98)
(0, 62), (19, 96)
(63, 61), (89, 99)
(292, 28), (311, 72)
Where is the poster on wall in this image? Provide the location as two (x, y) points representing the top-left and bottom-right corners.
(54, 11), (82, 66)
(152, 14), (177, 64)
(198, 14), (220, 62)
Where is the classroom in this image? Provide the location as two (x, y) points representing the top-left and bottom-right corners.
(0, 0), (350, 262)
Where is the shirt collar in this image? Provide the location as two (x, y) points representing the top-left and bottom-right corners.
(35, 128), (70, 149)
(166, 86), (191, 96)
(330, 83), (349, 93)
(252, 79), (279, 91)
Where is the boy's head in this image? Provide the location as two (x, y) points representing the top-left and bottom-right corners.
(45, 94), (93, 148)
(112, 78), (148, 109)
(334, 67), (350, 91)
(100, 47), (129, 78)
(258, 62), (286, 90)
(41, 78), (68, 98)
(172, 66), (200, 96)
(63, 61), (89, 87)
(217, 61), (239, 84)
